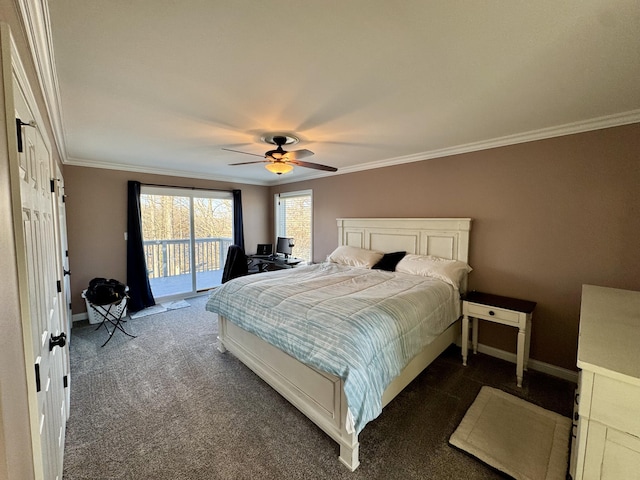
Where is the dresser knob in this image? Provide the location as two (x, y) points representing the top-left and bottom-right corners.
(489, 310), (495, 316)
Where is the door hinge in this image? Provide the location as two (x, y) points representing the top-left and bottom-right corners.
(63, 375), (68, 388)
(50, 179), (55, 193)
(15, 118), (35, 153)
(66, 249), (69, 258)
(57, 280), (62, 293)
(69, 302), (73, 311)
(34, 362), (41, 393)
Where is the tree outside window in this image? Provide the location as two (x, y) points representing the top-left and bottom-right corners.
(275, 190), (312, 262)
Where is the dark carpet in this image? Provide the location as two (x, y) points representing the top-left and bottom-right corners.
(63, 295), (575, 479)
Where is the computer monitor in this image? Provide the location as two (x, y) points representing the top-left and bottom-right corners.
(256, 244), (272, 256)
(276, 237), (294, 259)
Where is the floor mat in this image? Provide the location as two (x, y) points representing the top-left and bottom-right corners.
(129, 300), (191, 319)
(449, 386), (571, 480)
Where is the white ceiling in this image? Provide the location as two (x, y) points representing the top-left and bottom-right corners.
(44, 0), (640, 186)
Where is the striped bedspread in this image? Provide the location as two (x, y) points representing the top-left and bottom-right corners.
(205, 262), (460, 434)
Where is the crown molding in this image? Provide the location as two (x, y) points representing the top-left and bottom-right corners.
(64, 156), (271, 186)
(15, 0), (68, 160)
(57, 108), (640, 189)
(332, 109), (640, 177)
(15, 0), (639, 186)
(273, 109), (640, 185)
(65, 109), (640, 188)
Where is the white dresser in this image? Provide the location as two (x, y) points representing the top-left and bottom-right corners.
(570, 285), (640, 479)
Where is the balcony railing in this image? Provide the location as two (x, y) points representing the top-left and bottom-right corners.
(143, 237), (233, 279)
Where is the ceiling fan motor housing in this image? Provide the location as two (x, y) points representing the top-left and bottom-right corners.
(261, 134), (299, 147)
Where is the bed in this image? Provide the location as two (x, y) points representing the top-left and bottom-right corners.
(206, 217), (472, 470)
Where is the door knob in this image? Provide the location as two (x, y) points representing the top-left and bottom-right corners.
(49, 332), (67, 351)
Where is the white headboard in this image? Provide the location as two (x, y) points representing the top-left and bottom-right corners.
(337, 218), (472, 263)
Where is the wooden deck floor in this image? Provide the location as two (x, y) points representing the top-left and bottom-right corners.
(149, 269), (223, 299)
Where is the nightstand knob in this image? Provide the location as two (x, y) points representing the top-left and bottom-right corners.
(489, 310), (495, 316)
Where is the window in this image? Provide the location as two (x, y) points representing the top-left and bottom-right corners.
(140, 186), (234, 299)
(275, 190), (312, 262)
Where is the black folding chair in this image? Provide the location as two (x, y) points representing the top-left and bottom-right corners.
(86, 279), (137, 347)
(90, 295), (136, 347)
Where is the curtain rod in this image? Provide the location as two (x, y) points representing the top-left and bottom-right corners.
(140, 182), (237, 193)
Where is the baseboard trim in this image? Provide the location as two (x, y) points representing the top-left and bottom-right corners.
(72, 312), (88, 323)
(474, 343), (578, 383)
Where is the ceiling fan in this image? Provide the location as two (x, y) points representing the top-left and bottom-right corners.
(224, 134), (338, 175)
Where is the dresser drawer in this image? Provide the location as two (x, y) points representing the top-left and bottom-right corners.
(467, 303), (521, 325)
(589, 374), (640, 438)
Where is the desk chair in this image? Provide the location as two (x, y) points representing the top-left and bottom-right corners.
(222, 245), (254, 283)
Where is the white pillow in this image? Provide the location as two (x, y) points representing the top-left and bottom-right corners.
(395, 254), (472, 289)
(327, 245), (384, 268)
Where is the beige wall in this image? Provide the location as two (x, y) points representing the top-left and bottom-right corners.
(63, 127), (639, 373)
(64, 166), (271, 313)
(64, 126), (639, 372)
(271, 124), (640, 371)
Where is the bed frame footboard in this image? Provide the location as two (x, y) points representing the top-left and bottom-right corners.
(217, 315), (460, 471)
(340, 441), (360, 471)
(218, 315), (361, 470)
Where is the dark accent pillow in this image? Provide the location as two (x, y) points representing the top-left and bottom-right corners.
(372, 251), (406, 271)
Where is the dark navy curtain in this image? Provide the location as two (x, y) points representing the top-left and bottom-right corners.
(232, 189), (245, 251)
(127, 181), (155, 312)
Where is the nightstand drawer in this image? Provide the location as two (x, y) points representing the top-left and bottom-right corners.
(467, 303), (520, 324)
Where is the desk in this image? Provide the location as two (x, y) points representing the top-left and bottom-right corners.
(461, 291), (536, 387)
(249, 255), (303, 272)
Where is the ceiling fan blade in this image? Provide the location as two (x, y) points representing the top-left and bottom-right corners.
(283, 149), (314, 160)
(222, 148), (265, 158)
(289, 159), (338, 172)
(229, 160), (268, 166)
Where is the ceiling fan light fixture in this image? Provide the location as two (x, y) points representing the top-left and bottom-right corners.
(265, 162), (293, 175)
(227, 132), (336, 173)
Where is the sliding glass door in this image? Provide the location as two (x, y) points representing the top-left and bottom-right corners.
(140, 186), (233, 300)
(193, 195), (233, 291)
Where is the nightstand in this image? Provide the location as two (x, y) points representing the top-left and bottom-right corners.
(462, 291), (536, 387)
